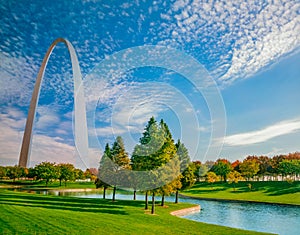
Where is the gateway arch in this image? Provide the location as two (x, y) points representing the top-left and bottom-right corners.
(18, 38), (89, 168)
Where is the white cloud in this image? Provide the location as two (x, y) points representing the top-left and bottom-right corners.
(0, 110), (99, 168)
(155, 0), (300, 85)
(35, 105), (61, 130)
(220, 3), (300, 83)
(223, 118), (300, 146)
(87, 81), (177, 139)
(0, 53), (35, 106)
(91, 126), (127, 137)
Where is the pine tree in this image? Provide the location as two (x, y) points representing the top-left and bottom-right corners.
(111, 136), (131, 201)
(174, 140), (194, 203)
(132, 117), (162, 209)
(98, 138), (131, 201)
(97, 143), (112, 199)
(131, 118), (181, 213)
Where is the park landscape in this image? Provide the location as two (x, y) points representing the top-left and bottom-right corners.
(1, 1), (300, 235)
(1, 117), (300, 234)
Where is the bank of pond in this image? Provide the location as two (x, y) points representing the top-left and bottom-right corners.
(8, 188), (300, 235)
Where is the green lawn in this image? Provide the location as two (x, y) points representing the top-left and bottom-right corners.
(0, 190), (270, 235)
(0, 180), (96, 189)
(181, 181), (300, 205)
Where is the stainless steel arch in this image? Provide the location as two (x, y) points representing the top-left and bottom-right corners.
(18, 38), (89, 168)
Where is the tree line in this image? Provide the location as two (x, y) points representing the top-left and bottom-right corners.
(1, 117), (299, 214)
(95, 117), (300, 213)
(0, 163), (98, 187)
(198, 153), (300, 185)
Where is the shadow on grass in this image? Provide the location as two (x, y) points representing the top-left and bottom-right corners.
(185, 187), (227, 195)
(232, 181), (300, 196)
(0, 191), (145, 215)
(262, 181), (300, 196)
(183, 182), (229, 195)
(187, 181), (300, 196)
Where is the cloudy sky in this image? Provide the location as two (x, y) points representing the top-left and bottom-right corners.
(0, 0), (299, 169)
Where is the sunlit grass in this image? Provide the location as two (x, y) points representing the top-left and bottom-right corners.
(181, 181), (300, 205)
(0, 190), (269, 235)
(0, 180), (96, 189)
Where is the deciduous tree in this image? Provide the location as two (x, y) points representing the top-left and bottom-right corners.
(57, 163), (75, 187)
(206, 171), (219, 188)
(239, 159), (260, 181)
(210, 159), (232, 182)
(34, 162), (57, 186)
(227, 171), (244, 190)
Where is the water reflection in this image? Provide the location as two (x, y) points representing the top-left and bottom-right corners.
(179, 198), (300, 235)
(75, 192), (300, 235)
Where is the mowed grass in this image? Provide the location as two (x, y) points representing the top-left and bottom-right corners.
(0, 180), (96, 189)
(0, 190), (270, 235)
(181, 181), (300, 205)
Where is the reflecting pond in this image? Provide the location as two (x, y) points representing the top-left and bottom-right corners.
(73, 191), (300, 235)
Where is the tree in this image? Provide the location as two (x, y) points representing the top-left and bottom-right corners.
(227, 171), (244, 191)
(231, 160), (241, 172)
(74, 168), (84, 180)
(198, 164), (208, 181)
(95, 177), (110, 199)
(239, 159), (260, 181)
(174, 140), (193, 203)
(0, 166), (7, 179)
(34, 162), (57, 186)
(98, 143), (112, 199)
(131, 118), (181, 213)
(84, 168), (98, 181)
(89, 168), (98, 180)
(57, 163), (75, 187)
(204, 160), (215, 171)
(98, 137), (131, 202)
(110, 136), (131, 201)
(6, 165), (23, 182)
(206, 172), (219, 188)
(210, 159), (232, 182)
(131, 117), (163, 210)
(151, 120), (181, 209)
(270, 155), (286, 180)
(157, 156), (181, 206)
(257, 156), (272, 181)
(278, 160), (300, 180)
(27, 167), (37, 180)
(192, 161), (202, 181)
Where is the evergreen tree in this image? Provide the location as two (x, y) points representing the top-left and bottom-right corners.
(174, 140), (194, 203)
(97, 143), (112, 199)
(98, 137), (131, 202)
(131, 118), (181, 212)
(132, 117), (161, 209)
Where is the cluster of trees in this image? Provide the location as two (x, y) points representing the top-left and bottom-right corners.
(2, 117), (299, 213)
(0, 163), (98, 186)
(95, 117), (300, 213)
(96, 117), (194, 214)
(194, 154), (300, 186)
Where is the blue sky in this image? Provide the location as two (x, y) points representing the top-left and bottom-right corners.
(0, 0), (299, 169)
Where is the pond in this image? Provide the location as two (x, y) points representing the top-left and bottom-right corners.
(10, 189), (300, 235)
(72, 191), (300, 235)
